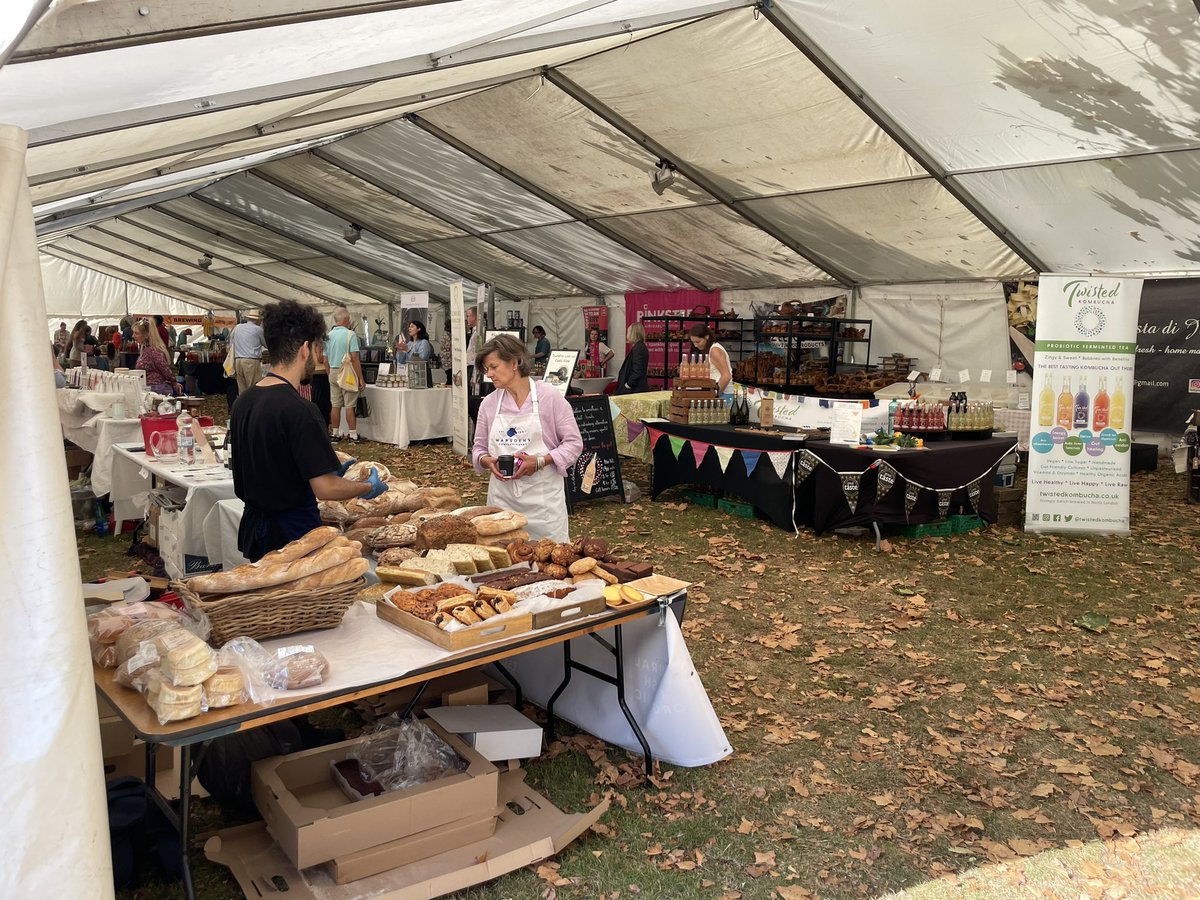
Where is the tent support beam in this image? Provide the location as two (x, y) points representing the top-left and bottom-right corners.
(191, 190), (434, 297)
(26, 2), (752, 148)
(308, 150), (602, 296)
(543, 68), (855, 287)
(42, 246), (245, 313)
(0, 0), (53, 68)
(758, 2), (1049, 276)
(406, 113), (713, 292)
(117, 213), (354, 308)
(64, 231), (268, 310)
(148, 202), (404, 305)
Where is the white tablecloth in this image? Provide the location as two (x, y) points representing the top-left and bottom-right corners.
(995, 408), (1032, 452)
(110, 444), (236, 575)
(202, 497), (250, 571)
(357, 385), (453, 447)
(63, 416), (144, 497)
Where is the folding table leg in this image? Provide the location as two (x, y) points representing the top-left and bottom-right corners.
(544, 642), (573, 744)
(612, 625), (654, 777)
(179, 743), (195, 900)
(491, 661), (523, 709)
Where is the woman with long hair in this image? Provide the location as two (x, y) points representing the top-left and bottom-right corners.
(687, 323), (732, 395)
(585, 326), (613, 375)
(134, 318), (178, 395)
(65, 319), (88, 366)
(471, 334), (582, 541)
(393, 319), (433, 364)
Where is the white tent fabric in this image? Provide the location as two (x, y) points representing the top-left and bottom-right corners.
(41, 254), (213, 321)
(3, 1), (1199, 314)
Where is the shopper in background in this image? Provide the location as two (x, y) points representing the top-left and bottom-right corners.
(532, 325), (551, 362)
(325, 306), (364, 442)
(615, 322), (649, 395)
(134, 319), (178, 395)
(51, 343), (66, 389)
(64, 319), (89, 366)
(154, 314), (171, 351)
(472, 334), (582, 542)
(53, 321), (69, 353)
(585, 326), (613, 375)
(310, 338), (332, 428)
(687, 322), (732, 396)
(393, 319), (433, 364)
(230, 310), (266, 395)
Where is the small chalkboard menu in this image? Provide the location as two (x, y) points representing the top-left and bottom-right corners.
(565, 395), (624, 508)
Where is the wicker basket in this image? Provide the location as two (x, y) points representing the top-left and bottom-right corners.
(172, 577), (366, 645)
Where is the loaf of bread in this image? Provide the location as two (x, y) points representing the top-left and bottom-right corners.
(376, 546), (419, 567)
(366, 523), (417, 549)
(477, 529), (528, 548)
(376, 566), (437, 586)
(263, 650), (329, 690)
(278, 556), (368, 592)
(409, 508), (452, 525)
(356, 582), (394, 604)
(472, 510), (528, 536)
(188, 542), (360, 594)
(116, 619), (180, 665)
(159, 630), (218, 686)
(486, 546), (512, 568)
(319, 500), (349, 524)
(415, 515), (478, 551)
(204, 666), (247, 708)
(344, 461), (391, 482)
(453, 505), (504, 520)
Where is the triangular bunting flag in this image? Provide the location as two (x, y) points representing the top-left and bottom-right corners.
(714, 446), (736, 473)
(937, 489), (953, 518)
(840, 472), (861, 514)
(626, 419), (646, 442)
(742, 450), (762, 476)
(967, 479), (981, 512)
(768, 451), (791, 480)
(668, 436), (686, 459)
(795, 449), (819, 483)
(876, 462), (898, 499)
(904, 484), (922, 520)
(690, 440), (710, 469)
(608, 399), (622, 421)
(648, 428), (664, 449)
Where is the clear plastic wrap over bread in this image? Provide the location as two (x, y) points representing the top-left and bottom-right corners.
(348, 715), (467, 793)
(221, 637), (329, 704)
(87, 601), (207, 668)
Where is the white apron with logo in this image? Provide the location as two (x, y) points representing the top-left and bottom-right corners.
(487, 379), (570, 542)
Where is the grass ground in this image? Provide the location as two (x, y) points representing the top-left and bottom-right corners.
(83, 410), (1200, 899)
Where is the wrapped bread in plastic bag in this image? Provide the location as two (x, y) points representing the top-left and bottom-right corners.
(204, 661), (248, 709)
(115, 640), (160, 688)
(87, 601), (195, 667)
(221, 637), (330, 704)
(347, 715), (466, 793)
(144, 669), (207, 725)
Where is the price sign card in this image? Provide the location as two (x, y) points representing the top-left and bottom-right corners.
(930, 368), (943, 382)
(1005, 369), (1018, 385)
(979, 369), (992, 383)
(830, 403), (864, 446)
(958, 369), (971, 383)
(907, 370), (920, 382)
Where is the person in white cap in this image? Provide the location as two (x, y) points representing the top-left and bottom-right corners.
(230, 310), (266, 395)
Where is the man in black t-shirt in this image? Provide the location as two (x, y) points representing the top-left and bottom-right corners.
(231, 300), (386, 561)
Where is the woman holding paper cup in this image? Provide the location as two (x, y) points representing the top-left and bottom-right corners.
(472, 334), (583, 542)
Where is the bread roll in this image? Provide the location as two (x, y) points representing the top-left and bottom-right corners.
(472, 510), (528, 536)
(187, 533), (353, 594)
(568, 557), (597, 575)
(533, 539), (556, 563)
(204, 667), (246, 708)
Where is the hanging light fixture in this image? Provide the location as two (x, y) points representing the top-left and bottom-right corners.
(197, 253), (213, 270)
(651, 159), (677, 196)
(343, 223), (363, 245)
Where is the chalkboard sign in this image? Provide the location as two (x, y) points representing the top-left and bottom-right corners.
(566, 395), (624, 508)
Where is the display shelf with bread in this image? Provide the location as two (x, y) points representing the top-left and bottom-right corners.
(735, 316), (875, 395)
(642, 315), (756, 388)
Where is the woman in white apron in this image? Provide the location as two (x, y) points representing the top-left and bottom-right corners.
(472, 334), (584, 542)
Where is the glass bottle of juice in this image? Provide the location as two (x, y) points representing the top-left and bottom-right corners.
(1038, 380), (1055, 427)
(1092, 375), (1110, 430)
(1056, 377), (1073, 429)
(1110, 377), (1126, 429)
(1073, 378), (1090, 429)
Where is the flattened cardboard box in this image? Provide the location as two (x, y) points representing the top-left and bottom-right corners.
(331, 808), (500, 884)
(208, 769), (610, 899)
(251, 718), (499, 869)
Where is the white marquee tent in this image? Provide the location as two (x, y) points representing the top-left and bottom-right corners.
(1, 1), (1199, 894)
(4, 0), (1199, 370)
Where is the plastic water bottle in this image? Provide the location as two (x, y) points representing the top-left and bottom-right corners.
(178, 413), (196, 466)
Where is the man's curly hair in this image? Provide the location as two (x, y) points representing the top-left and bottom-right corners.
(262, 300), (327, 365)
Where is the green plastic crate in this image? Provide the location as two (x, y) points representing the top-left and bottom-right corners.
(682, 488), (718, 508)
(718, 497), (756, 519)
(896, 519), (954, 538)
(949, 513), (984, 534)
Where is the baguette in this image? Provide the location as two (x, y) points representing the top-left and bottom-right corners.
(278, 557), (369, 591)
(187, 541), (357, 594)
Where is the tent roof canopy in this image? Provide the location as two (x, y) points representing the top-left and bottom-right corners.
(6, 0), (1200, 311)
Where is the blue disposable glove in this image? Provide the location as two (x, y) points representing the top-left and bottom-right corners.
(336, 456), (357, 477)
(363, 467), (387, 500)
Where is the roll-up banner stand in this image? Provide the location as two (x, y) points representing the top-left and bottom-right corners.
(1026, 275), (1143, 534)
(450, 282), (469, 457)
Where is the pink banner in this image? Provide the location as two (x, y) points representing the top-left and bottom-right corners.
(625, 289), (720, 375)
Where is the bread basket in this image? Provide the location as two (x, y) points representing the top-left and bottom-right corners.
(172, 577), (366, 645)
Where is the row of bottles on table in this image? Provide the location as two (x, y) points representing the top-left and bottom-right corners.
(688, 399), (728, 425)
(947, 399), (994, 431)
(891, 400), (945, 431)
(1039, 375), (1124, 430)
(680, 354), (710, 379)
(885, 397), (995, 432)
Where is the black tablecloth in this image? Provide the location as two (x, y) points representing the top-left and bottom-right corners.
(649, 421), (1016, 534)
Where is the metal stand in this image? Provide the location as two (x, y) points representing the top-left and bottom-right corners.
(144, 740), (205, 900)
(545, 624), (654, 778)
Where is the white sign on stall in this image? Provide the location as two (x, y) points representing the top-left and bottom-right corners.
(449, 282), (469, 457)
(829, 403), (864, 445)
(541, 350), (579, 396)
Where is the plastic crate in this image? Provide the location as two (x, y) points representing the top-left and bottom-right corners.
(718, 497), (755, 519)
(896, 520), (954, 538)
(682, 489), (718, 508)
(949, 514), (984, 534)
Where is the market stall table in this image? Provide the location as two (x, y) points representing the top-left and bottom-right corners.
(95, 594), (727, 899)
(356, 385), (452, 448)
(648, 420), (1016, 535)
(994, 407), (1032, 452)
(109, 443), (236, 577)
(610, 391), (672, 462)
(573, 376), (614, 395)
(59, 410), (144, 498)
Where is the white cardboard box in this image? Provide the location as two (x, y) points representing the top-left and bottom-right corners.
(426, 705), (543, 762)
